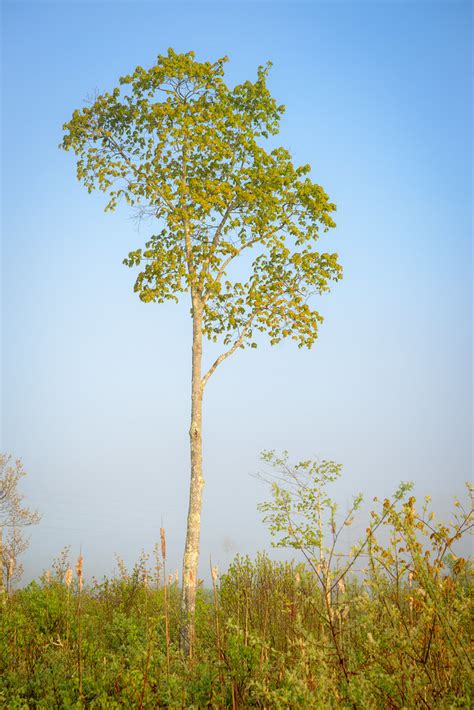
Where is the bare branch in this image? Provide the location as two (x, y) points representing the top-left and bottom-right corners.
(201, 316), (255, 388)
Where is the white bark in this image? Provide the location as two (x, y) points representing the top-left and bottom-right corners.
(181, 295), (204, 655)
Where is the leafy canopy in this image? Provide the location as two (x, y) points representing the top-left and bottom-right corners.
(62, 49), (342, 349)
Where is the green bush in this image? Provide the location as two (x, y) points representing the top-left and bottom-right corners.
(0, 458), (471, 708)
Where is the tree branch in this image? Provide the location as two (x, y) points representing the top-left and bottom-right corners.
(199, 201), (236, 291)
(201, 317), (255, 388)
(99, 129), (175, 213)
(204, 216), (294, 302)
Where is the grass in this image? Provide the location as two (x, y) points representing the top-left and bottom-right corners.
(0, 461), (472, 708)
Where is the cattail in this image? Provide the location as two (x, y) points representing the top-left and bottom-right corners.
(76, 554), (83, 591)
(65, 567), (73, 589)
(211, 565), (219, 584)
(160, 527), (166, 562)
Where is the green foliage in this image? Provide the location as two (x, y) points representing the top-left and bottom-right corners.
(1, 476), (472, 707)
(62, 51), (344, 650)
(62, 49), (341, 351)
(256, 454), (473, 707)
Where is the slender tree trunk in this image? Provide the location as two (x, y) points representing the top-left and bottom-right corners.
(181, 295), (204, 656)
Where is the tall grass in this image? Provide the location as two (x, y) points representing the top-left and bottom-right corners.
(0, 476), (471, 708)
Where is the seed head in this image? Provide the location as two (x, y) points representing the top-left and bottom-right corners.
(76, 555), (83, 590)
(160, 527), (166, 561)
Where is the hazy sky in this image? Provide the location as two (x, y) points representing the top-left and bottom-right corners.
(1, 0), (472, 584)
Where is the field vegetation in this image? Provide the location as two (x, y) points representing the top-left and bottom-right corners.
(1, 454), (472, 708)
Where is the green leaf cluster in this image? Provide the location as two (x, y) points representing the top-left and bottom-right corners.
(62, 49), (341, 350)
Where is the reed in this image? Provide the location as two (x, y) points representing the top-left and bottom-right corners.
(160, 527), (170, 676)
(64, 566), (73, 651)
(75, 553), (84, 700)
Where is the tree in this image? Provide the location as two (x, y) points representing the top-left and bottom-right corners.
(0, 454), (41, 592)
(62, 49), (342, 652)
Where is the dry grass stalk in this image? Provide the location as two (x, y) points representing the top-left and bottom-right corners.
(153, 549), (162, 587)
(75, 553), (84, 699)
(76, 554), (83, 591)
(160, 527), (166, 562)
(160, 528), (170, 676)
(210, 559), (224, 679)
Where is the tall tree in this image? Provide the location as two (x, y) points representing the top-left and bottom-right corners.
(62, 49), (342, 653)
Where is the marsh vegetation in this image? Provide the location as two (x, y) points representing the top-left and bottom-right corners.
(1, 454), (472, 708)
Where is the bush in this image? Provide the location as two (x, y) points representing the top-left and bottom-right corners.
(0, 456), (471, 707)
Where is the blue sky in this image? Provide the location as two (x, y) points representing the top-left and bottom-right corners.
(1, 0), (472, 583)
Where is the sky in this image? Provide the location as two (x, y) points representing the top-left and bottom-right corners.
(1, 0), (472, 584)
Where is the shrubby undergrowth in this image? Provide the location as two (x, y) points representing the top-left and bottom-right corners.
(0, 455), (472, 708)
